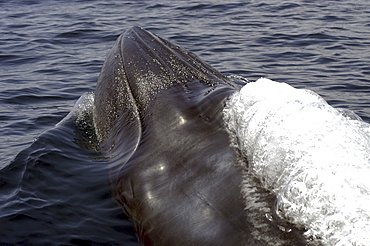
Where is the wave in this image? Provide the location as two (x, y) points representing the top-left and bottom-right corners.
(224, 78), (370, 245)
(0, 91), (139, 245)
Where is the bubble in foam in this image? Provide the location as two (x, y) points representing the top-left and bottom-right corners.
(224, 78), (370, 245)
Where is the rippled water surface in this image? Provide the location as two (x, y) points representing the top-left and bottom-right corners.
(1, 0), (369, 245)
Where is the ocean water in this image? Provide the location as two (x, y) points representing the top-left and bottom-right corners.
(1, 0), (369, 245)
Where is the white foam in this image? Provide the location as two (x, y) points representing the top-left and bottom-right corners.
(224, 78), (370, 245)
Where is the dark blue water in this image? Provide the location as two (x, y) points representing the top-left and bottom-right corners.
(1, 0), (369, 245)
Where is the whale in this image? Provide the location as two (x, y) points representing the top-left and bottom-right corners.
(93, 26), (306, 245)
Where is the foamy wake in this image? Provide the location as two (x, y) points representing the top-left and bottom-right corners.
(224, 78), (370, 245)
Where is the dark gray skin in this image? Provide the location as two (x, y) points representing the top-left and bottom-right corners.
(93, 27), (307, 246)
